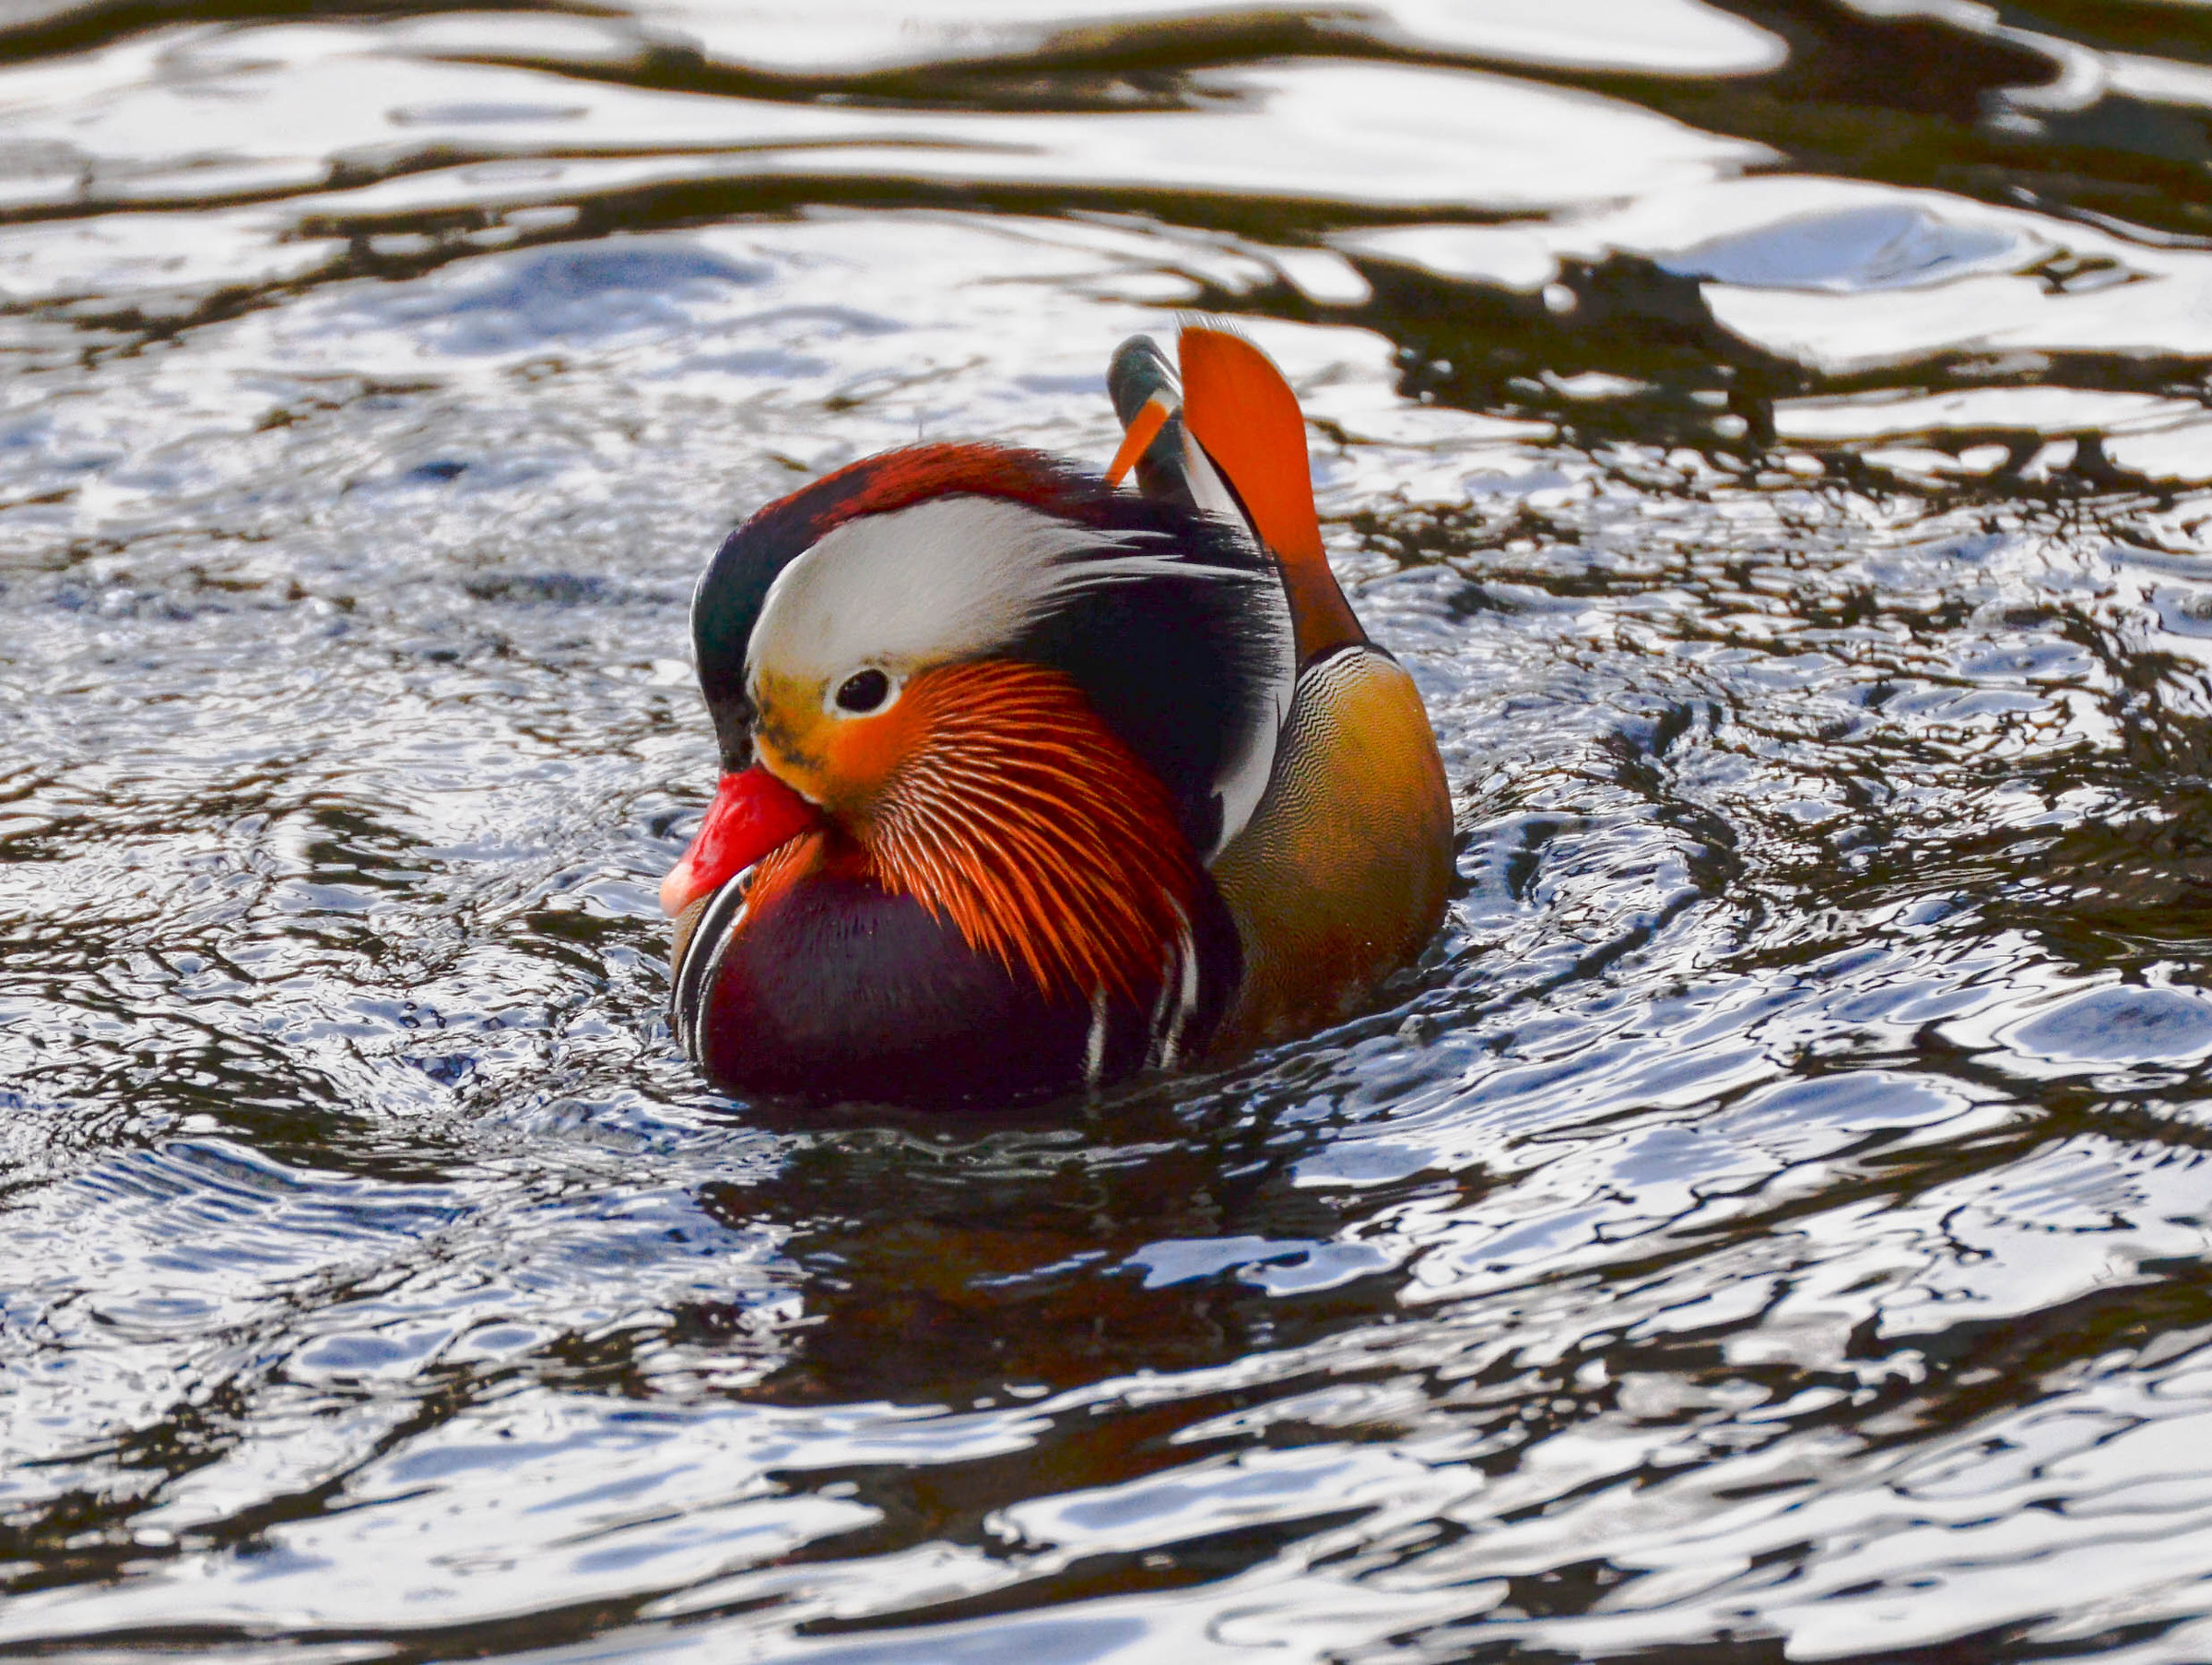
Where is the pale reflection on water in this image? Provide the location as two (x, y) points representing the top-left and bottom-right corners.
(6, 2), (2212, 1660)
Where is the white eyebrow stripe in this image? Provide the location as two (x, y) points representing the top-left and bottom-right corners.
(747, 498), (1133, 688)
(746, 496), (1265, 693)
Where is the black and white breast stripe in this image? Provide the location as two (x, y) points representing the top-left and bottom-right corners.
(670, 870), (751, 1061)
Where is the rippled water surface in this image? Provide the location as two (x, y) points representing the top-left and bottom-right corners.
(14, 1), (2212, 1658)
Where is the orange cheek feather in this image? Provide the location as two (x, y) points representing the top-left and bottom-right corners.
(822, 697), (926, 811)
(751, 684), (922, 815)
(728, 663), (1204, 1010)
(851, 661), (1203, 1005)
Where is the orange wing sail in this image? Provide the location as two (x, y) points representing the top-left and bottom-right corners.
(1176, 326), (1365, 665)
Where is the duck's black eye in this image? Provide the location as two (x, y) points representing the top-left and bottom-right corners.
(834, 667), (892, 714)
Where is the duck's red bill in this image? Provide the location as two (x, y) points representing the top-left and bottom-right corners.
(659, 765), (819, 918)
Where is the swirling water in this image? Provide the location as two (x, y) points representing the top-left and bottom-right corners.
(8, 2), (2212, 1659)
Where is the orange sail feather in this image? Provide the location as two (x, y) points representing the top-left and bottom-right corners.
(1177, 326), (1364, 665)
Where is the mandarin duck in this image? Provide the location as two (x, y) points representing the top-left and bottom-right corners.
(660, 325), (1453, 1105)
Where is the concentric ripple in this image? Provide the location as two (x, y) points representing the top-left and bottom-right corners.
(6, 3), (2212, 1660)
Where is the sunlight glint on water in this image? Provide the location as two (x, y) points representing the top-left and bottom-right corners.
(6, 2), (2212, 1659)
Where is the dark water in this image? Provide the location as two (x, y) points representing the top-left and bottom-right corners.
(10, 1), (2212, 1658)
